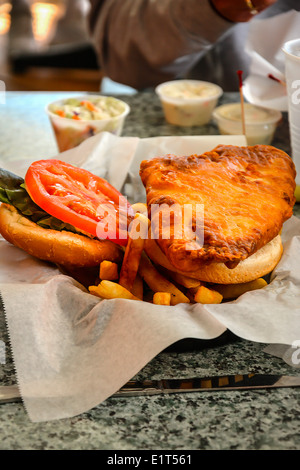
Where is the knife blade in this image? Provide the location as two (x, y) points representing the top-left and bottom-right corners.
(115, 373), (300, 396)
(0, 385), (22, 404)
(1, 374), (300, 403)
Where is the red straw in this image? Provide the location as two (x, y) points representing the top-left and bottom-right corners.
(268, 73), (286, 87)
(237, 70), (246, 136)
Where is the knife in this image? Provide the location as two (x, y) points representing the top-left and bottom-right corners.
(1, 374), (300, 403)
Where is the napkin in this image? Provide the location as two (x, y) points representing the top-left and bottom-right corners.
(243, 10), (300, 111)
(1, 132), (300, 422)
(263, 344), (300, 369)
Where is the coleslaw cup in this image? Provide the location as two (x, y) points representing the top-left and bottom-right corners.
(46, 95), (130, 152)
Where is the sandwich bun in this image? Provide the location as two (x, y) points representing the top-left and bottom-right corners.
(144, 235), (283, 284)
(0, 204), (123, 267)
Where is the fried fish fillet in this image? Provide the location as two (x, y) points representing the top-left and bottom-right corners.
(140, 145), (296, 273)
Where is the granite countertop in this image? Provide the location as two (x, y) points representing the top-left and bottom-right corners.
(0, 91), (299, 451)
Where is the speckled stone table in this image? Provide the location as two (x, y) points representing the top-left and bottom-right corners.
(0, 92), (299, 451)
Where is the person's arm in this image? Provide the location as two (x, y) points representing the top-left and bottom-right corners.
(88, 0), (277, 90)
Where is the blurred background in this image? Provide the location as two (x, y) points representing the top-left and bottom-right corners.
(0, 0), (104, 91)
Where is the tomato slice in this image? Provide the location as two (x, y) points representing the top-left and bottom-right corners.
(25, 160), (133, 246)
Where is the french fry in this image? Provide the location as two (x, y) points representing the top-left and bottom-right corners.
(172, 272), (201, 289)
(153, 292), (171, 306)
(138, 253), (190, 306)
(194, 285), (223, 304)
(295, 184), (300, 203)
(211, 278), (267, 300)
(144, 232), (176, 272)
(188, 286), (201, 296)
(89, 280), (140, 300)
(185, 285), (202, 302)
(131, 202), (148, 216)
(162, 268), (201, 289)
(119, 213), (150, 291)
(144, 233), (201, 287)
(99, 260), (119, 281)
(131, 273), (144, 300)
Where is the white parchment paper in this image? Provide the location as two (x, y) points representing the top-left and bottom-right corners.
(0, 132), (299, 422)
(243, 10), (300, 111)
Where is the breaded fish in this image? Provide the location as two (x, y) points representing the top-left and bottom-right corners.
(140, 145), (296, 272)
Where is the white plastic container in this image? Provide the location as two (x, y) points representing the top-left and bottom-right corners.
(155, 80), (223, 126)
(46, 95), (130, 152)
(282, 38), (300, 185)
(213, 103), (282, 146)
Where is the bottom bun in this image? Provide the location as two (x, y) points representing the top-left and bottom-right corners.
(144, 235), (283, 284)
(0, 204), (123, 267)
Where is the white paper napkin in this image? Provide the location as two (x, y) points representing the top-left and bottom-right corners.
(1, 132), (299, 422)
(263, 343), (300, 369)
(243, 10), (300, 111)
(0, 132), (140, 192)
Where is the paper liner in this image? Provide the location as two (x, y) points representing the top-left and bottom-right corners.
(0, 132), (299, 422)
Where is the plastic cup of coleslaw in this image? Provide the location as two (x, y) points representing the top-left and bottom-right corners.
(213, 103), (282, 146)
(46, 95), (130, 152)
(155, 79), (223, 126)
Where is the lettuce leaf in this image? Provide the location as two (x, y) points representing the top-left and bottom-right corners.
(0, 168), (83, 234)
